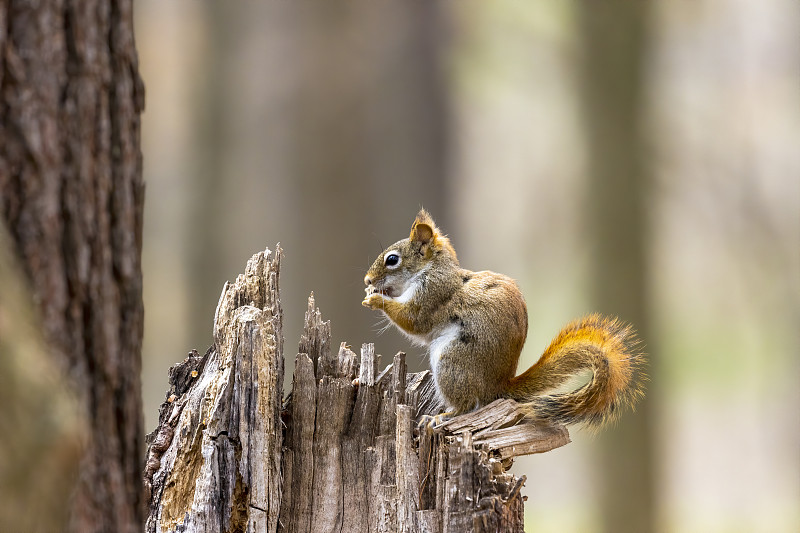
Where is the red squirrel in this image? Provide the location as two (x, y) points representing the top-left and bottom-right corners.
(362, 209), (645, 428)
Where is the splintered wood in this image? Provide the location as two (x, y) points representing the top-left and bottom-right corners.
(144, 247), (570, 533)
(144, 248), (284, 533)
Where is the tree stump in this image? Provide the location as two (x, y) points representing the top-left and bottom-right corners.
(145, 247), (570, 532)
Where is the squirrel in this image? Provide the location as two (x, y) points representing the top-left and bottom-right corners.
(362, 209), (645, 429)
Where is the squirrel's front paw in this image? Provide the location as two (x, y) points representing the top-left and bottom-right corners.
(362, 292), (384, 309)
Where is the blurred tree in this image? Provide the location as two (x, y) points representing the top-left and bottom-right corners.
(577, 1), (656, 532)
(184, 0), (229, 353)
(0, 1), (145, 532)
(286, 0), (449, 361)
(184, 0), (449, 369)
(0, 223), (85, 532)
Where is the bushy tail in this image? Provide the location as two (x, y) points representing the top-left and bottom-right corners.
(505, 314), (646, 429)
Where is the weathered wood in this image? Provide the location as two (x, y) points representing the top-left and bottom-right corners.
(145, 247), (571, 532)
(440, 398), (571, 460)
(144, 248), (284, 533)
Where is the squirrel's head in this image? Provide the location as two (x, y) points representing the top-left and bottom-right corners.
(364, 209), (458, 300)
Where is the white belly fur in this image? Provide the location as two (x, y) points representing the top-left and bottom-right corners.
(428, 323), (460, 384)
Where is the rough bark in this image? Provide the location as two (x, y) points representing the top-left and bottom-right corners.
(0, 2), (145, 532)
(146, 247), (570, 532)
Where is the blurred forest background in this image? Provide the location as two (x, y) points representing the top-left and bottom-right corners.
(136, 1), (798, 532)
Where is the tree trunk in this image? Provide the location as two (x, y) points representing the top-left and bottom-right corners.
(145, 247), (571, 532)
(577, 1), (655, 532)
(0, 1), (145, 532)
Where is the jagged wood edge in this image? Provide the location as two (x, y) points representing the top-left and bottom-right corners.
(143, 247), (284, 533)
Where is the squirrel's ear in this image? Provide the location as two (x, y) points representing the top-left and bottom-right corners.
(410, 209), (458, 259)
(410, 209), (437, 244)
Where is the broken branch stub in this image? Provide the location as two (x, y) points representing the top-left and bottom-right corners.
(144, 247), (570, 533)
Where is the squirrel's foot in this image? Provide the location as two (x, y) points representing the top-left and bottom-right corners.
(417, 411), (454, 434)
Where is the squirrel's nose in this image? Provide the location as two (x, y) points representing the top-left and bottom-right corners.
(364, 275), (372, 286)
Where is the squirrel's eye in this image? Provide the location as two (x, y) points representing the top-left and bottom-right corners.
(384, 253), (401, 268)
